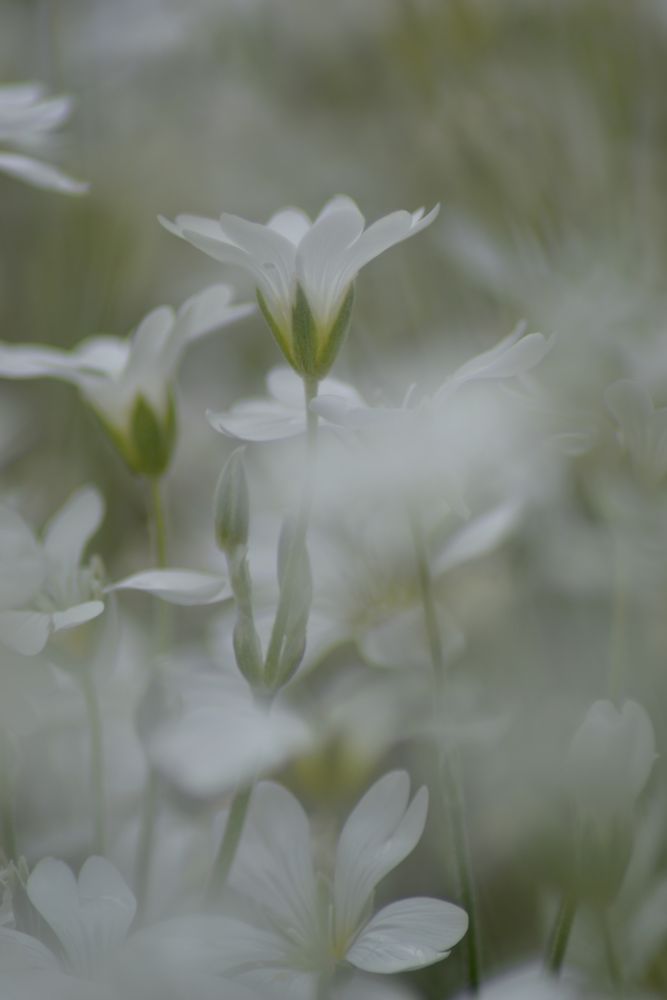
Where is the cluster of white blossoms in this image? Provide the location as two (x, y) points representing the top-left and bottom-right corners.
(2, 134), (666, 1000)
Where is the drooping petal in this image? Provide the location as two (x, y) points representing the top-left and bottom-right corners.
(346, 897), (468, 973)
(0, 152), (88, 194)
(108, 569), (231, 606)
(207, 399), (307, 442)
(334, 772), (428, 943)
(43, 487), (105, 571)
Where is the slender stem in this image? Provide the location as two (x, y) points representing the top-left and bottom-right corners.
(0, 749), (17, 864)
(599, 909), (622, 990)
(607, 534), (626, 703)
(150, 477), (168, 569)
(80, 670), (106, 856)
(315, 970), (332, 1000)
(546, 892), (577, 974)
(133, 770), (159, 923)
(134, 475), (169, 917)
(410, 506), (481, 991)
(206, 785), (253, 903)
(264, 377), (319, 689)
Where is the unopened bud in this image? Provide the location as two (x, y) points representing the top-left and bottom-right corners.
(214, 447), (249, 555)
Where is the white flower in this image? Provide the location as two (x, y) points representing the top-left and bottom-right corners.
(605, 379), (667, 485)
(0, 488), (105, 655)
(145, 656), (312, 800)
(208, 365), (364, 442)
(0, 285), (253, 476)
(568, 700), (656, 822)
(0, 856), (134, 986)
(0, 82), (88, 195)
(216, 771), (467, 994)
(453, 963), (579, 999)
(161, 196), (439, 378)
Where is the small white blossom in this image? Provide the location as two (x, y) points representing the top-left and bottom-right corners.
(0, 285), (253, 476)
(208, 365), (363, 442)
(214, 771), (467, 994)
(0, 82), (88, 195)
(0, 488), (105, 656)
(161, 196), (439, 378)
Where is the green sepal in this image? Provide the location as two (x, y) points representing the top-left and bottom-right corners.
(314, 284), (354, 378)
(233, 611), (264, 689)
(291, 284), (318, 377)
(129, 393), (177, 478)
(214, 447), (249, 555)
(257, 290), (294, 368)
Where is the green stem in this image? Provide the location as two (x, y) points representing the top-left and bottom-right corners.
(133, 770), (159, 923)
(80, 670), (106, 856)
(315, 970), (332, 1000)
(150, 477), (168, 569)
(546, 892), (577, 974)
(599, 909), (622, 990)
(134, 475), (169, 918)
(206, 785), (253, 903)
(607, 534), (626, 703)
(0, 752), (16, 864)
(410, 507), (481, 991)
(264, 377), (319, 689)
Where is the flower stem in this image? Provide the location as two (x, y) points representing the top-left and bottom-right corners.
(264, 377), (319, 689)
(206, 785), (253, 903)
(546, 891), (577, 974)
(410, 507), (481, 992)
(599, 909), (622, 991)
(315, 970), (332, 1000)
(80, 669), (106, 856)
(134, 475), (169, 919)
(150, 477), (168, 569)
(0, 749), (17, 864)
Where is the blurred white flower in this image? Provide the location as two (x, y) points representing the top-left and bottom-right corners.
(216, 771), (467, 994)
(568, 700), (656, 822)
(0, 488), (105, 656)
(0, 82), (88, 195)
(208, 365), (363, 442)
(605, 379), (667, 486)
(145, 656), (312, 800)
(0, 285), (253, 476)
(453, 963), (579, 999)
(0, 856), (134, 986)
(161, 196), (438, 378)
(107, 567), (231, 606)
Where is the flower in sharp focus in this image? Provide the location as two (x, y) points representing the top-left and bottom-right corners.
(0, 285), (253, 477)
(160, 196), (439, 379)
(216, 771), (467, 996)
(0, 82), (88, 195)
(0, 487), (105, 656)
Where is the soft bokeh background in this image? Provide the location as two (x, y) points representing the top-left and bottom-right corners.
(3, 1), (667, 996)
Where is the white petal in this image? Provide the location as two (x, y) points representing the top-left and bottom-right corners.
(149, 697), (311, 799)
(338, 205), (439, 287)
(267, 207), (312, 244)
(51, 601), (105, 632)
(0, 610), (51, 654)
(334, 772), (428, 942)
(0, 506), (45, 607)
(43, 487), (105, 569)
(445, 330), (552, 390)
(231, 782), (318, 950)
(0, 343), (88, 381)
(266, 366), (305, 408)
(0, 928), (59, 971)
(296, 198), (365, 325)
(207, 401), (306, 442)
(346, 897), (468, 973)
(0, 152), (88, 194)
(108, 569), (231, 606)
(432, 501), (521, 577)
(28, 857), (135, 977)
